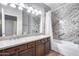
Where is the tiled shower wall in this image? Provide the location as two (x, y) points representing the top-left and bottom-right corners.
(52, 4), (79, 41)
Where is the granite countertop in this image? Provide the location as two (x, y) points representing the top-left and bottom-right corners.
(0, 35), (50, 50)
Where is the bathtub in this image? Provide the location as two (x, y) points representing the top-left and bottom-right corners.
(52, 39), (79, 56)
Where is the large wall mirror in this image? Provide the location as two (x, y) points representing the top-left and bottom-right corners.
(22, 10), (41, 35)
(0, 3), (46, 40)
(0, 6), (2, 37)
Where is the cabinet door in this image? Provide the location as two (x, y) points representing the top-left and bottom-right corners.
(36, 44), (45, 56)
(45, 41), (50, 55)
(18, 48), (35, 56)
(3, 47), (18, 56)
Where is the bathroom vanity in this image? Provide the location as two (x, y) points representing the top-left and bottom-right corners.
(0, 35), (51, 56)
(0, 3), (50, 56)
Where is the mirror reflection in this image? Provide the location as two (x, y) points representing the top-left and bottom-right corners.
(5, 15), (17, 36)
(22, 10), (41, 35)
(0, 3), (45, 40)
(0, 12), (2, 36)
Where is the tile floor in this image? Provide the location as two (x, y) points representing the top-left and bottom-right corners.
(47, 50), (63, 56)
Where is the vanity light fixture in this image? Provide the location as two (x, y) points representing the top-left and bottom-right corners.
(9, 3), (16, 8)
(27, 7), (33, 13)
(1, 3), (42, 16)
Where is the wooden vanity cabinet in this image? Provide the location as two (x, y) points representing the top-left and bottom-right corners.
(0, 37), (51, 56)
(36, 40), (45, 56)
(18, 42), (36, 56)
(44, 38), (50, 54)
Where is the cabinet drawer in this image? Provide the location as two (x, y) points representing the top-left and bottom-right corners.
(3, 47), (18, 56)
(17, 44), (28, 52)
(36, 40), (41, 45)
(41, 39), (48, 43)
(0, 50), (8, 56)
(24, 44), (28, 49)
(0, 50), (4, 53)
(19, 48), (34, 56)
(3, 44), (28, 53)
(4, 47), (18, 53)
(27, 42), (35, 48)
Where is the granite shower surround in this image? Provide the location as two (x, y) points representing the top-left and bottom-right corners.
(52, 4), (79, 41)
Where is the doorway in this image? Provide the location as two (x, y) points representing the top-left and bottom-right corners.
(5, 15), (17, 36)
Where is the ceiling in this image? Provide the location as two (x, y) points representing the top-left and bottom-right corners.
(45, 3), (66, 10)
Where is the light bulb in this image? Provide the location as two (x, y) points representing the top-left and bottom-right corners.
(18, 6), (23, 10)
(27, 9), (31, 13)
(33, 9), (39, 15)
(27, 7), (33, 13)
(38, 10), (42, 14)
(10, 3), (16, 8)
(32, 11), (35, 14)
(34, 9), (38, 13)
(29, 7), (33, 11)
